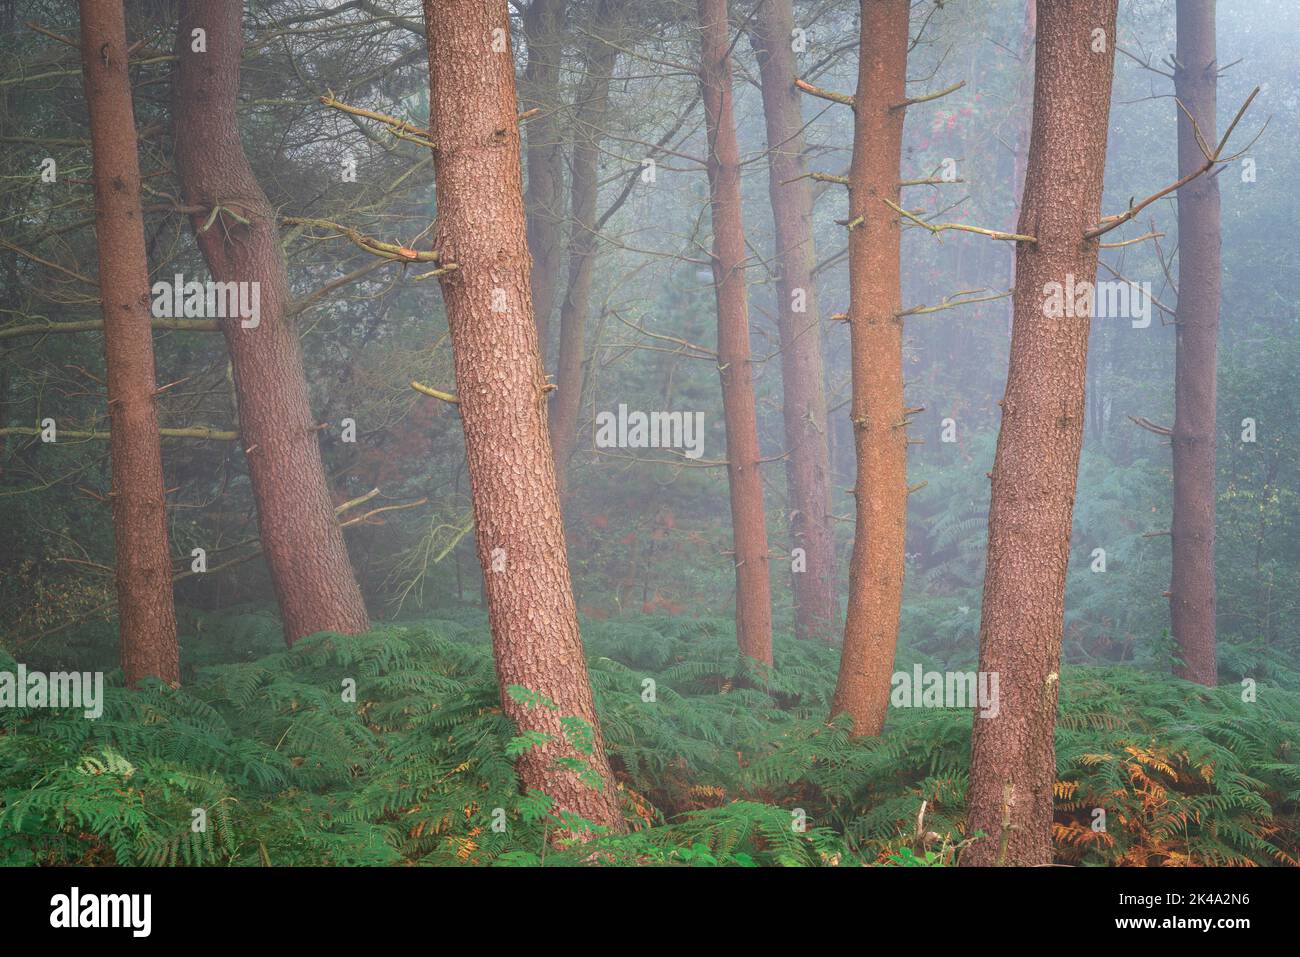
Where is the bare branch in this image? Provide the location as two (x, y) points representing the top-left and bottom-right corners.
(283, 216), (442, 263)
(0, 318), (219, 341)
(0, 426), (238, 441)
(897, 288), (1013, 318)
(794, 77), (854, 107)
(1087, 87), (1260, 240)
(1099, 230), (1164, 249)
(884, 199), (1035, 243)
(410, 381), (459, 404)
(287, 258), (395, 316)
(1128, 415), (1172, 437)
(893, 79), (965, 110)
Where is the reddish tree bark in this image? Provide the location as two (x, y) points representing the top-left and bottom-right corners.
(828, 0), (908, 735)
(1170, 0), (1219, 686)
(696, 0), (773, 666)
(521, 0), (566, 361)
(78, 0), (179, 687)
(964, 0), (1119, 866)
(549, 4), (621, 488)
(750, 0), (837, 645)
(174, 0), (370, 645)
(423, 0), (624, 832)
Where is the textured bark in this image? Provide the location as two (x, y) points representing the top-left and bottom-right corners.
(423, 0), (624, 832)
(174, 0), (370, 645)
(828, 0), (908, 735)
(964, 0), (1119, 866)
(521, 0), (566, 361)
(696, 0), (773, 666)
(1170, 0), (1219, 686)
(549, 8), (620, 489)
(750, 0), (837, 645)
(78, 0), (179, 687)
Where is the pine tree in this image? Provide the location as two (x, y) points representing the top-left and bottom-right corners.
(78, 0), (179, 686)
(173, 0), (370, 645)
(749, 0), (837, 645)
(1169, 0), (1220, 686)
(422, 0), (625, 832)
(829, 0), (910, 736)
(964, 0), (1120, 866)
(695, 0), (774, 666)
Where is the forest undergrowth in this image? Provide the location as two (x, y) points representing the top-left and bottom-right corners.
(2, 612), (1296, 867)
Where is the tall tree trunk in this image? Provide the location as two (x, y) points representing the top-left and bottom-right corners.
(1005, 0), (1036, 336)
(521, 0), (566, 363)
(963, 0), (1119, 867)
(0, 10), (11, 473)
(696, 0), (774, 666)
(423, 0), (624, 832)
(828, 0), (908, 735)
(549, 4), (620, 489)
(79, 0), (179, 687)
(750, 0), (837, 645)
(174, 0), (370, 645)
(1170, 0), (1219, 686)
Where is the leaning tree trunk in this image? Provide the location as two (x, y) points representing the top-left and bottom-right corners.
(1170, 0), (1219, 686)
(696, 0), (774, 667)
(828, 0), (908, 735)
(422, 0), (624, 832)
(964, 0), (1119, 867)
(79, 0), (179, 687)
(750, 0), (837, 645)
(521, 0), (566, 363)
(549, 3), (620, 489)
(174, 0), (369, 645)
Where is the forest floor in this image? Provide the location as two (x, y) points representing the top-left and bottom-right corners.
(2, 610), (1297, 866)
